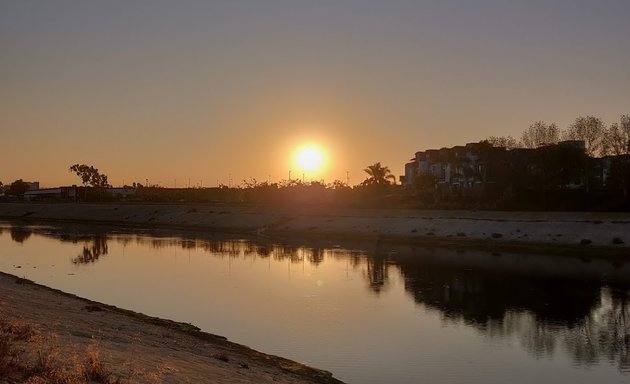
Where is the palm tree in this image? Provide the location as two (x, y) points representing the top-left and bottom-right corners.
(362, 162), (396, 186)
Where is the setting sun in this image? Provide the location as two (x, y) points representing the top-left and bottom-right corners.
(294, 145), (326, 174)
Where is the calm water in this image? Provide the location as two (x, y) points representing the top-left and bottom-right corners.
(1, 221), (629, 384)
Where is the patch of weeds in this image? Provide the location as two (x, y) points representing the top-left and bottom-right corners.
(0, 319), (39, 341)
(456, 232), (466, 237)
(83, 345), (112, 383)
(410, 229), (418, 233)
(580, 239), (592, 245)
(239, 362), (249, 369)
(84, 305), (103, 312)
(491, 233), (502, 239)
(0, 315), (124, 384)
(613, 237), (625, 245)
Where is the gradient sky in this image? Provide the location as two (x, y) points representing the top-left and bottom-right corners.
(2, 0), (629, 188)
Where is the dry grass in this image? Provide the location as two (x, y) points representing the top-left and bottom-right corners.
(0, 312), (142, 383)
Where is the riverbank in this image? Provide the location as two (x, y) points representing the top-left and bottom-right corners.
(1, 202), (629, 256)
(0, 271), (342, 384)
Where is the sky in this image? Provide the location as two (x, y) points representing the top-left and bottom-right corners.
(1, 0), (629, 188)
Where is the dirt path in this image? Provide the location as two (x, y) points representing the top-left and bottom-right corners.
(0, 272), (342, 384)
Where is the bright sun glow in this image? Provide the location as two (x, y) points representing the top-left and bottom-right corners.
(295, 146), (325, 173)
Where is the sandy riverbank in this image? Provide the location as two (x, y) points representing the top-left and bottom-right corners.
(0, 271), (342, 384)
(1, 202), (629, 256)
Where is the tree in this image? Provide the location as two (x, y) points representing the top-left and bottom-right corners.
(563, 116), (606, 157)
(485, 136), (520, 149)
(6, 179), (30, 196)
(362, 162), (396, 186)
(69, 164), (110, 187)
(521, 121), (559, 148)
(603, 114), (630, 156)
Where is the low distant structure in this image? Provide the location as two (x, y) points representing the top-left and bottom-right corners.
(23, 186), (136, 201)
(24, 186), (77, 201)
(106, 187), (136, 199)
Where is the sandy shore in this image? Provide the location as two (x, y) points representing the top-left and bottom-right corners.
(0, 271), (342, 384)
(1, 202), (629, 255)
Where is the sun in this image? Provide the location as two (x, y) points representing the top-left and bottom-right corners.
(294, 145), (326, 173)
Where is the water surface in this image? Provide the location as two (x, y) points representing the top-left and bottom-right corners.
(0, 221), (629, 384)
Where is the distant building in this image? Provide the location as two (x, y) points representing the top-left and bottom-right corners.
(402, 140), (598, 194)
(24, 186), (77, 201)
(23, 186), (135, 201)
(403, 142), (493, 192)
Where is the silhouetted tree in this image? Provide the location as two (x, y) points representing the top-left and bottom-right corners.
(486, 136), (520, 149)
(69, 164), (110, 187)
(362, 162), (396, 186)
(603, 114), (630, 156)
(6, 179), (30, 196)
(521, 121), (560, 148)
(563, 116), (606, 157)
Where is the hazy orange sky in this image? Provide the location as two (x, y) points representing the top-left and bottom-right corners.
(1, 1), (629, 188)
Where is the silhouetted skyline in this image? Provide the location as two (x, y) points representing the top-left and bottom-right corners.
(1, 1), (629, 187)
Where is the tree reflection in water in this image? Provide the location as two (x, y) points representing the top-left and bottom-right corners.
(392, 249), (630, 372)
(72, 235), (108, 264)
(10, 226), (32, 243)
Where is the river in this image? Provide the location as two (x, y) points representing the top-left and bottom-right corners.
(0, 221), (629, 384)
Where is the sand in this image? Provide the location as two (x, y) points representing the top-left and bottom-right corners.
(0, 271), (342, 384)
(1, 202), (629, 255)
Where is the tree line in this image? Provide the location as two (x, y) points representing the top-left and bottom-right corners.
(486, 114), (630, 157)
